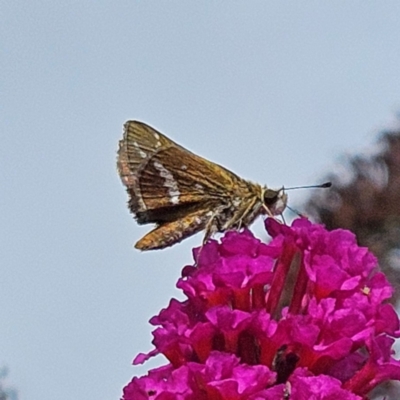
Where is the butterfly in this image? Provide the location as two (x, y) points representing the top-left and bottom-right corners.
(117, 121), (288, 250)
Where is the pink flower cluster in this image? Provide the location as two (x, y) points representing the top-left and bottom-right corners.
(123, 219), (400, 399)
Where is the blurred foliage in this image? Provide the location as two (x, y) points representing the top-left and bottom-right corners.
(0, 367), (17, 400)
(305, 126), (400, 304)
(303, 124), (400, 400)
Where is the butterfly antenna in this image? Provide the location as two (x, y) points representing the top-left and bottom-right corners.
(282, 183), (331, 218)
(284, 182), (332, 191)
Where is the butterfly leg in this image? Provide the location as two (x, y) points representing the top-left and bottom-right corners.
(261, 204), (287, 225)
(202, 213), (220, 245)
(221, 198), (260, 231)
(198, 201), (253, 256)
(189, 212), (222, 264)
(262, 204), (275, 217)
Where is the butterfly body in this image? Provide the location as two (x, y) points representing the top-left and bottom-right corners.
(117, 121), (287, 250)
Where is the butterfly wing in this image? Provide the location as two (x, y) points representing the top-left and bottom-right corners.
(117, 121), (244, 224)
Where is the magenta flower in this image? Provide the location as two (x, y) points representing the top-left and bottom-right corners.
(122, 219), (400, 399)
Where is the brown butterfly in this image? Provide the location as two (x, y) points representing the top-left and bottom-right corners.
(117, 121), (288, 250)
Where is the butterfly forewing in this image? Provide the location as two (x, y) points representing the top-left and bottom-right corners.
(118, 122), (244, 211)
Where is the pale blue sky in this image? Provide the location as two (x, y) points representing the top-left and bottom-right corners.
(2, 2), (400, 399)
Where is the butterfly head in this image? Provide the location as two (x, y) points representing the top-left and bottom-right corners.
(262, 187), (288, 216)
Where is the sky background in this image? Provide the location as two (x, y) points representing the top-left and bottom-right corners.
(2, 2), (400, 399)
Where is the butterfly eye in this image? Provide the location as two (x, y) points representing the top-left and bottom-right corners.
(263, 189), (279, 206)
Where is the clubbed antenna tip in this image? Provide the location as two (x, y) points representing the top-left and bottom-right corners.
(285, 182), (332, 191)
